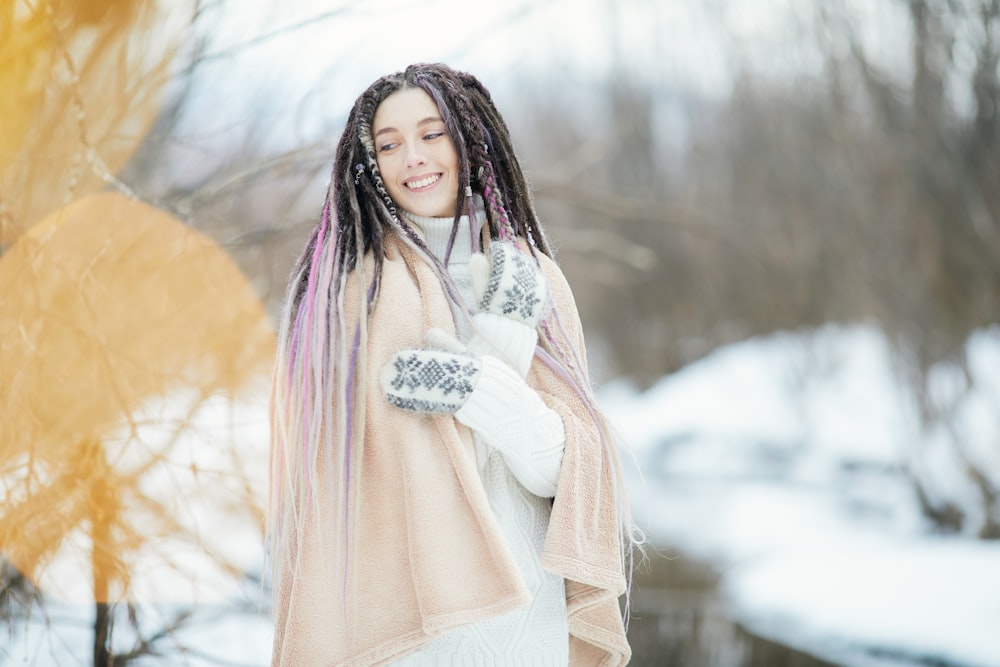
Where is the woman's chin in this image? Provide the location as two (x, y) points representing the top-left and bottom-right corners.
(408, 199), (454, 218)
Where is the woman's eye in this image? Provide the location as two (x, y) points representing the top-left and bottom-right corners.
(378, 142), (398, 152)
(424, 132), (445, 141)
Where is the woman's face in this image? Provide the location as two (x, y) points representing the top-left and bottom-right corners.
(372, 88), (460, 218)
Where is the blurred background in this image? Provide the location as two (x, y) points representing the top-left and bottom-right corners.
(2, 0), (998, 665)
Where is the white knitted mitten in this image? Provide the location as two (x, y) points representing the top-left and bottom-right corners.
(468, 242), (549, 377)
(380, 348), (482, 414)
(382, 330), (564, 497)
(472, 241), (549, 325)
(453, 355), (564, 498)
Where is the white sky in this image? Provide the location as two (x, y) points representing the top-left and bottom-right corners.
(195, 0), (919, 94)
(180, 0), (736, 144)
(170, 0), (968, 164)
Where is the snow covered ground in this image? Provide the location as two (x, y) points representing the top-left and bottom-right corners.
(600, 324), (1000, 667)
(4, 388), (275, 666)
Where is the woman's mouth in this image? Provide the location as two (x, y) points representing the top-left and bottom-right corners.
(405, 174), (441, 190)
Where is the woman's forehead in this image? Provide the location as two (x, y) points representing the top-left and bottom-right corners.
(372, 88), (441, 133)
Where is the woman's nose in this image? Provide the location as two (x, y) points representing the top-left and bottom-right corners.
(404, 143), (426, 168)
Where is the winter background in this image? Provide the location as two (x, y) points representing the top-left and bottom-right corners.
(3, 0), (999, 665)
(10, 325), (999, 665)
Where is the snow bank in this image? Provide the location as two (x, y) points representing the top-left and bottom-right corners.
(601, 324), (1000, 667)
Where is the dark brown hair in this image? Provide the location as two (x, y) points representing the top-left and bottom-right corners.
(292, 63), (552, 316)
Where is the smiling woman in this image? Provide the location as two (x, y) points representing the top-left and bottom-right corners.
(268, 63), (641, 667)
(373, 88), (460, 218)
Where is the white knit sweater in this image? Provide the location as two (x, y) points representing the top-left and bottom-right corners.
(389, 205), (568, 666)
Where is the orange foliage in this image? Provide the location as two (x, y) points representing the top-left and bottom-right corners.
(0, 0), (192, 244)
(0, 192), (275, 601)
(0, 1), (276, 604)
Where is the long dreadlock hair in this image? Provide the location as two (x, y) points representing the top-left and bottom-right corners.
(269, 63), (642, 616)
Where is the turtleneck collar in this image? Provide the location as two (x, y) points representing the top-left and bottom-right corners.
(402, 195), (486, 266)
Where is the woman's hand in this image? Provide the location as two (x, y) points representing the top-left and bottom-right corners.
(469, 241), (548, 327)
(381, 329), (564, 497)
(467, 242), (549, 377)
(380, 345), (482, 414)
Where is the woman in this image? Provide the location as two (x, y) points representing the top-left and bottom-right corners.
(269, 63), (639, 666)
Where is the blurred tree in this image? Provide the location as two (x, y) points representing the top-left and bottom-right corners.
(820, 0), (1000, 536)
(513, 0), (999, 535)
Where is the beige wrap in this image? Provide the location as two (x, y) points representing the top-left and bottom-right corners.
(271, 235), (630, 666)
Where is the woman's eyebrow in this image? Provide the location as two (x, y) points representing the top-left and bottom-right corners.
(374, 117), (443, 137)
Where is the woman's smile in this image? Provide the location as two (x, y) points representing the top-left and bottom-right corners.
(405, 173), (442, 190)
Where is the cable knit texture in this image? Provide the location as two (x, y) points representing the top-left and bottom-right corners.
(392, 207), (567, 665)
(468, 311), (537, 378)
(270, 228), (630, 667)
(454, 356), (564, 498)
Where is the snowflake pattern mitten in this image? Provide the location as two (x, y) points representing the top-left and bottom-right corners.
(470, 241), (548, 328)
(381, 348), (482, 414)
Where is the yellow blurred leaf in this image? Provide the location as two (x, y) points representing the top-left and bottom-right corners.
(0, 0), (195, 244)
(0, 191), (274, 601)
